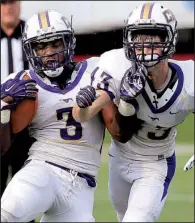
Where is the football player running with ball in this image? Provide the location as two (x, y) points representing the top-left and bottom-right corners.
(1, 10), (105, 222)
(73, 2), (194, 222)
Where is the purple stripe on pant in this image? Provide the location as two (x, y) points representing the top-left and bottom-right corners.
(161, 152), (176, 201)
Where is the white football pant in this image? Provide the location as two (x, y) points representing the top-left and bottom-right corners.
(108, 152), (176, 222)
(1, 160), (96, 222)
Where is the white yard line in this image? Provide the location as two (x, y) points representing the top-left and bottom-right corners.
(174, 144), (194, 155)
(167, 193), (194, 202)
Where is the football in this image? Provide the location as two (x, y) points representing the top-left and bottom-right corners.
(10, 74), (38, 133)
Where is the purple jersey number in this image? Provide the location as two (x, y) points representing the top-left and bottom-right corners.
(56, 107), (82, 140)
(97, 72), (112, 91)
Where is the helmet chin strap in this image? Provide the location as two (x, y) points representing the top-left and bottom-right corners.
(43, 66), (64, 78)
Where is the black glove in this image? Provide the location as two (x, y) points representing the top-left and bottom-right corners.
(76, 85), (96, 108)
(120, 64), (147, 102)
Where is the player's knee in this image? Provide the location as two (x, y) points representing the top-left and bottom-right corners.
(116, 211), (125, 222)
(1, 209), (21, 223)
(72, 213), (95, 222)
(122, 212), (147, 222)
(109, 195), (126, 221)
(110, 197), (126, 222)
(1, 195), (28, 221)
(1, 212), (8, 222)
(41, 213), (95, 222)
(81, 214), (95, 222)
(122, 207), (151, 222)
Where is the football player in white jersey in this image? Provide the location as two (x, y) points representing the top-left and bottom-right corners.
(73, 2), (194, 222)
(0, 10), (105, 222)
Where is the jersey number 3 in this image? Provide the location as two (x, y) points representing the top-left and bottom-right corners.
(56, 107), (82, 140)
(148, 126), (172, 140)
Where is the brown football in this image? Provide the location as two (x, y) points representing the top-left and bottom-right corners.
(10, 74), (38, 133)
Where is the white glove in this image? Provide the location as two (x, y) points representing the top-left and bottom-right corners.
(184, 155), (194, 171)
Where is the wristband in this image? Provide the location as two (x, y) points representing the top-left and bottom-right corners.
(1, 100), (9, 110)
(1, 100), (11, 124)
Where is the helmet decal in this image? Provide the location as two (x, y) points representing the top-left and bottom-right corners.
(162, 9), (176, 23)
(140, 2), (155, 19)
(38, 11), (51, 29)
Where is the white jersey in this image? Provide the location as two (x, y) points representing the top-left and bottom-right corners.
(92, 48), (194, 161)
(4, 57), (105, 176)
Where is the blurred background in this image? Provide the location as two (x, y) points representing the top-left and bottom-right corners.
(20, 1), (194, 62)
(3, 1), (195, 222)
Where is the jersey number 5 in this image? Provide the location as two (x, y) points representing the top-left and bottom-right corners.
(56, 107), (82, 140)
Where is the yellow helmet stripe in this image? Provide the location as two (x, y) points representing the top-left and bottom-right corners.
(38, 11), (51, 29)
(140, 2), (155, 19)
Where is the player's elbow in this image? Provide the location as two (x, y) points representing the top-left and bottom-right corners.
(109, 130), (133, 143)
(113, 134), (132, 143)
(113, 137), (129, 143)
(0, 124), (12, 156)
(118, 137), (131, 144)
(1, 144), (11, 156)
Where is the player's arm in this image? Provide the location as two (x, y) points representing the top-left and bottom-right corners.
(1, 98), (12, 155)
(73, 88), (111, 123)
(73, 65), (116, 123)
(100, 101), (142, 143)
(100, 63), (147, 143)
(0, 71), (38, 155)
(0, 122), (12, 156)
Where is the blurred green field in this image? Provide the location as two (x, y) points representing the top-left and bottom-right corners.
(176, 114), (194, 144)
(36, 114), (194, 222)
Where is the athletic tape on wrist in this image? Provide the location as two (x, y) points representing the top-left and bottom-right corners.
(1, 100), (9, 109)
(1, 101), (11, 124)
